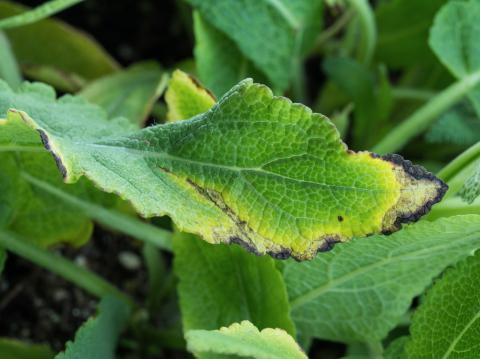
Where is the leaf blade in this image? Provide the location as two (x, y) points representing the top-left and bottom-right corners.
(186, 321), (307, 359)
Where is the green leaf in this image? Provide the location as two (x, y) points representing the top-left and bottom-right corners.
(384, 337), (408, 359)
(284, 215), (480, 342)
(0, 84), (171, 249)
(375, 0), (446, 68)
(0, 0), (83, 29)
(174, 232), (295, 337)
(55, 296), (131, 359)
(186, 321), (307, 359)
(459, 163), (480, 204)
(425, 103), (480, 146)
(429, 0), (480, 115)
(0, 79), (447, 259)
(186, 0), (323, 92)
(193, 12), (270, 97)
(405, 251), (480, 358)
(323, 57), (392, 148)
(80, 63), (168, 127)
(165, 69), (216, 121)
(0, 338), (54, 359)
(0, 30), (21, 89)
(0, 0), (118, 86)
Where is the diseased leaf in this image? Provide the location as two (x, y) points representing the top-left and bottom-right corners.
(0, 0), (118, 86)
(186, 0), (323, 92)
(0, 79), (447, 259)
(0, 338), (54, 359)
(375, 0), (446, 68)
(55, 296), (130, 359)
(165, 69), (216, 122)
(186, 321), (307, 359)
(429, 0), (480, 115)
(80, 63), (167, 126)
(284, 215), (480, 342)
(459, 163), (480, 204)
(174, 232), (296, 337)
(405, 252), (480, 359)
(193, 12), (269, 97)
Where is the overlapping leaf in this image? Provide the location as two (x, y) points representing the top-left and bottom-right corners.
(0, 78), (447, 259)
(0, 0), (118, 91)
(284, 215), (480, 342)
(80, 63), (167, 126)
(186, 0), (323, 92)
(55, 296), (130, 359)
(430, 0), (480, 116)
(405, 252), (480, 358)
(0, 338), (54, 359)
(174, 232), (295, 340)
(186, 321), (307, 359)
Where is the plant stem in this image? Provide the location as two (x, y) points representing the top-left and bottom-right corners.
(437, 142), (480, 182)
(392, 87), (435, 101)
(0, 31), (22, 89)
(366, 340), (383, 359)
(348, 0), (376, 64)
(22, 172), (173, 251)
(372, 72), (480, 154)
(0, 0), (84, 29)
(312, 9), (353, 54)
(426, 197), (480, 221)
(0, 230), (133, 305)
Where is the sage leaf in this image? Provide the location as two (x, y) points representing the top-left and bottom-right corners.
(55, 296), (130, 359)
(193, 12), (270, 97)
(284, 215), (480, 342)
(186, 0), (323, 92)
(0, 338), (54, 359)
(80, 63), (167, 126)
(165, 69), (215, 122)
(458, 163), (480, 204)
(185, 321), (307, 359)
(429, 0), (480, 115)
(405, 251), (480, 358)
(0, 79), (447, 259)
(174, 232), (295, 337)
(0, 0), (118, 89)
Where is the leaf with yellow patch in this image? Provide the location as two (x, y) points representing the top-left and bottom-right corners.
(165, 69), (216, 122)
(0, 79), (447, 260)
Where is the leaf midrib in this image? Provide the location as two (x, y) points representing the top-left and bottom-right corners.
(84, 142), (398, 194)
(289, 231), (480, 310)
(441, 307), (480, 359)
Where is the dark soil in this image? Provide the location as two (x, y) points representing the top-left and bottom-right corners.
(0, 228), (148, 352)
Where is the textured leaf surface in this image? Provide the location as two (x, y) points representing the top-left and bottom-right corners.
(375, 0), (446, 68)
(406, 252), (480, 359)
(0, 79), (447, 259)
(186, 0), (323, 92)
(0, 0), (118, 83)
(165, 69), (215, 121)
(459, 163), (480, 204)
(193, 12), (269, 97)
(174, 232), (295, 339)
(430, 0), (480, 115)
(0, 338), (54, 359)
(0, 109), (94, 246)
(284, 215), (480, 342)
(80, 63), (167, 126)
(186, 321), (307, 359)
(55, 296), (130, 359)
